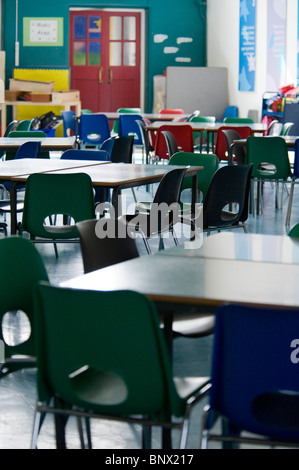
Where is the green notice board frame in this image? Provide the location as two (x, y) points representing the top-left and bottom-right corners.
(23, 17), (63, 47)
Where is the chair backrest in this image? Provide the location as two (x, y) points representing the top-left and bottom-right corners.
(34, 283), (181, 416)
(136, 120), (154, 158)
(110, 135), (134, 163)
(61, 149), (109, 161)
(281, 122), (294, 136)
(153, 167), (187, 206)
(162, 130), (179, 158)
(16, 119), (33, 131)
(15, 141), (42, 159)
(6, 130), (48, 160)
(77, 218), (140, 273)
(112, 108), (141, 134)
(61, 110), (77, 137)
(154, 124), (194, 161)
(4, 120), (18, 136)
(223, 105), (238, 120)
(214, 125), (252, 162)
(22, 173), (95, 240)
(100, 137), (116, 156)
(118, 114), (143, 145)
(292, 138), (299, 179)
(203, 164), (253, 229)
(288, 223), (299, 238)
(169, 152), (219, 202)
(246, 136), (292, 180)
(0, 236), (48, 361)
(223, 117), (254, 124)
(210, 303), (299, 440)
(267, 119), (283, 136)
(79, 113), (111, 145)
(159, 108), (185, 115)
(221, 129), (246, 165)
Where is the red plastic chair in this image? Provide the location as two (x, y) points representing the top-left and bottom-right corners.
(214, 125), (252, 162)
(154, 124), (194, 161)
(159, 108), (185, 115)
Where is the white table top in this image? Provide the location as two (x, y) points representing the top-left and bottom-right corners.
(159, 232), (299, 265)
(61, 233), (299, 311)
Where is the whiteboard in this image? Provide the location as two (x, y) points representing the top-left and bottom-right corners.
(166, 67), (228, 120)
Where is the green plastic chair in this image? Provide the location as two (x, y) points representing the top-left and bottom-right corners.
(169, 152), (219, 203)
(112, 107), (141, 135)
(31, 283), (209, 449)
(288, 223), (299, 237)
(246, 136), (292, 215)
(21, 172), (95, 258)
(189, 115), (216, 151)
(0, 236), (49, 377)
(6, 130), (48, 160)
(223, 117), (254, 124)
(16, 119), (33, 131)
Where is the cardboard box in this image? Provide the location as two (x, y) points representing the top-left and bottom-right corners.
(30, 92), (52, 102)
(51, 90), (80, 104)
(9, 78), (55, 93)
(5, 90), (20, 101)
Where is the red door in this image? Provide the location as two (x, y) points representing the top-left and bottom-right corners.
(70, 10), (141, 112)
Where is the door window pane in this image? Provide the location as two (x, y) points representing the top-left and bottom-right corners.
(110, 17), (122, 40)
(124, 42), (136, 66)
(73, 42), (86, 65)
(89, 16), (102, 40)
(109, 42), (122, 66)
(124, 17), (136, 41)
(74, 16), (86, 40)
(89, 42), (101, 66)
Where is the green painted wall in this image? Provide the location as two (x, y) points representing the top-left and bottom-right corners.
(3, 0), (207, 111)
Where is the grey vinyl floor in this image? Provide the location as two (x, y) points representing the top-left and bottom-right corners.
(0, 155), (298, 450)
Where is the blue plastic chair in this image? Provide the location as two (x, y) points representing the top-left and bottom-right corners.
(61, 110), (77, 137)
(286, 138), (299, 226)
(61, 149), (109, 161)
(79, 113), (111, 148)
(118, 114), (144, 146)
(100, 137), (116, 156)
(201, 303), (299, 449)
(222, 106), (238, 120)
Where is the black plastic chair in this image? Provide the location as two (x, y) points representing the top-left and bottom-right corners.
(221, 129), (246, 165)
(0, 141), (43, 234)
(110, 135), (134, 163)
(120, 168), (187, 253)
(77, 218), (140, 273)
(203, 164), (253, 234)
(162, 130), (179, 158)
(136, 119), (155, 163)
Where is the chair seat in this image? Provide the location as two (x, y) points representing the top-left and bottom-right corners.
(172, 313), (215, 338)
(0, 201), (24, 212)
(41, 225), (76, 235)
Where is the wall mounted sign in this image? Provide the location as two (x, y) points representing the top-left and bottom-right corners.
(23, 18), (63, 47)
(239, 0), (256, 92)
(266, 0), (287, 90)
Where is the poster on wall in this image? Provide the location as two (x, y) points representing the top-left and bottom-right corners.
(239, 0), (256, 92)
(266, 0), (287, 90)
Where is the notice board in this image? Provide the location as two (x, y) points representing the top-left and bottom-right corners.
(166, 67), (228, 121)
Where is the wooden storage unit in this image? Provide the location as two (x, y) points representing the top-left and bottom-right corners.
(51, 90), (80, 104)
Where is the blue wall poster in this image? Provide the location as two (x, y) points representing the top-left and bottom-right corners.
(266, 0), (287, 90)
(239, 0), (256, 92)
